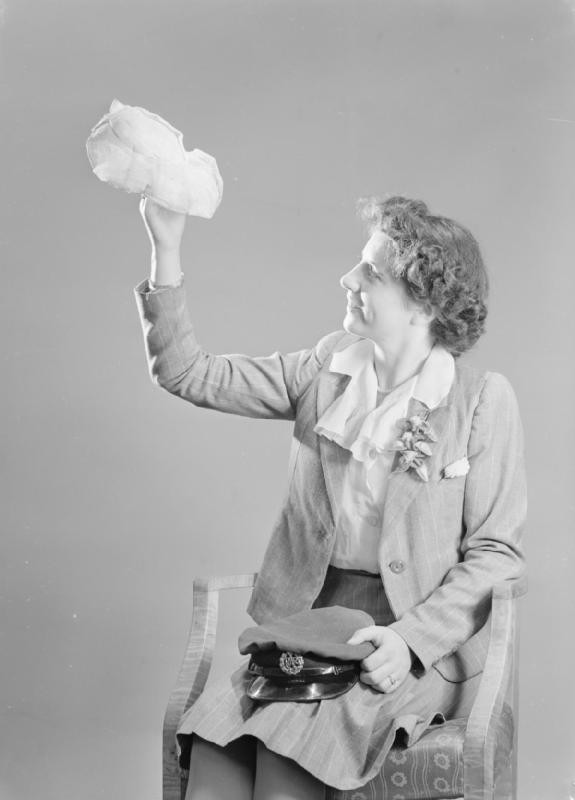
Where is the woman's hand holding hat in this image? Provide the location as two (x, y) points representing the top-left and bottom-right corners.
(140, 196), (186, 253)
(346, 625), (412, 693)
(139, 196), (186, 287)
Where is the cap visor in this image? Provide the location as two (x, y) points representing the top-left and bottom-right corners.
(247, 676), (358, 702)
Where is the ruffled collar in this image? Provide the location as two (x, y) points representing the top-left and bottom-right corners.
(313, 338), (455, 462)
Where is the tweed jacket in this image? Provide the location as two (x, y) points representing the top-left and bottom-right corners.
(135, 279), (527, 682)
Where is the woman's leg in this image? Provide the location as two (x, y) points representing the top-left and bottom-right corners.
(253, 740), (326, 800)
(185, 735), (256, 800)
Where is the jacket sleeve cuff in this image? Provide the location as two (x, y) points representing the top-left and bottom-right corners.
(134, 275), (184, 294)
(133, 276), (189, 326)
(388, 620), (436, 675)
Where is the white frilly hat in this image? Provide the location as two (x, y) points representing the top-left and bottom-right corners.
(85, 99), (223, 218)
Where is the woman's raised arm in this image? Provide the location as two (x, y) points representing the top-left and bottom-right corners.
(135, 198), (346, 420)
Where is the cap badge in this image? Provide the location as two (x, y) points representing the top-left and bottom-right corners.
(279, 651), (305, 675)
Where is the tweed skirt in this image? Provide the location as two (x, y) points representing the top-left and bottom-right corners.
(176, 567), (471, 791)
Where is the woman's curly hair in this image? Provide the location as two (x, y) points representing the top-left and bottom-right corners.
(358, 196), (488, 357)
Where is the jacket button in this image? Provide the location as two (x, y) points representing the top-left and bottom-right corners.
(389, 560), (406, 574)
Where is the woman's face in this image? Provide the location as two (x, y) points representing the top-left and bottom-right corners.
(340, 231), (419, 345)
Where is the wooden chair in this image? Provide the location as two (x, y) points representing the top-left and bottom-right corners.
(162, 573), (527, 800)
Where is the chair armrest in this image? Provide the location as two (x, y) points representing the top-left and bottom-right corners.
(162, 573), (257, 800)
(463, 575), (527, 800)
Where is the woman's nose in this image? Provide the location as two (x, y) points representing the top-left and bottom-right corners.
(340, 264), (361, 292)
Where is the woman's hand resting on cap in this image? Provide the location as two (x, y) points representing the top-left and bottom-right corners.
(346, 626), (412, 693)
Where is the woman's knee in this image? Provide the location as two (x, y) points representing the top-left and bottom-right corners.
(254, 740), (325, 800)
(186, 735), (257, 800)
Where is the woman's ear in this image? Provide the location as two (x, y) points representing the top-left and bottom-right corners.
(411, 302), (435, 327)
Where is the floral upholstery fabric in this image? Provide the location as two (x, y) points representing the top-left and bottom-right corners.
(327, 706), (514, 800)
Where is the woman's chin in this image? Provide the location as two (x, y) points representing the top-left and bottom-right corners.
(343, 312), (364, 335)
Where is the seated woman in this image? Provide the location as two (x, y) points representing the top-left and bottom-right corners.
(134, 195), (526, 800)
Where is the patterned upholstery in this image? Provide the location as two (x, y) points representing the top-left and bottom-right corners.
(327, 706), (513, 800)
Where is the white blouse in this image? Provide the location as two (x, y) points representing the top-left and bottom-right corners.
(314, 339), (455, 573)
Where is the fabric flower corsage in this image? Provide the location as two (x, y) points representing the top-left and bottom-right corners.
(392, 414), (438, 482)
(442, 456), (470, 479)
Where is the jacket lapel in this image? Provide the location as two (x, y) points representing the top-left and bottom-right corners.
(315, 349), (459, 531)
(316, 369), (352, 527)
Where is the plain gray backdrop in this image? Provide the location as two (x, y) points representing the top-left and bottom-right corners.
(1, 1), (574, 798)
